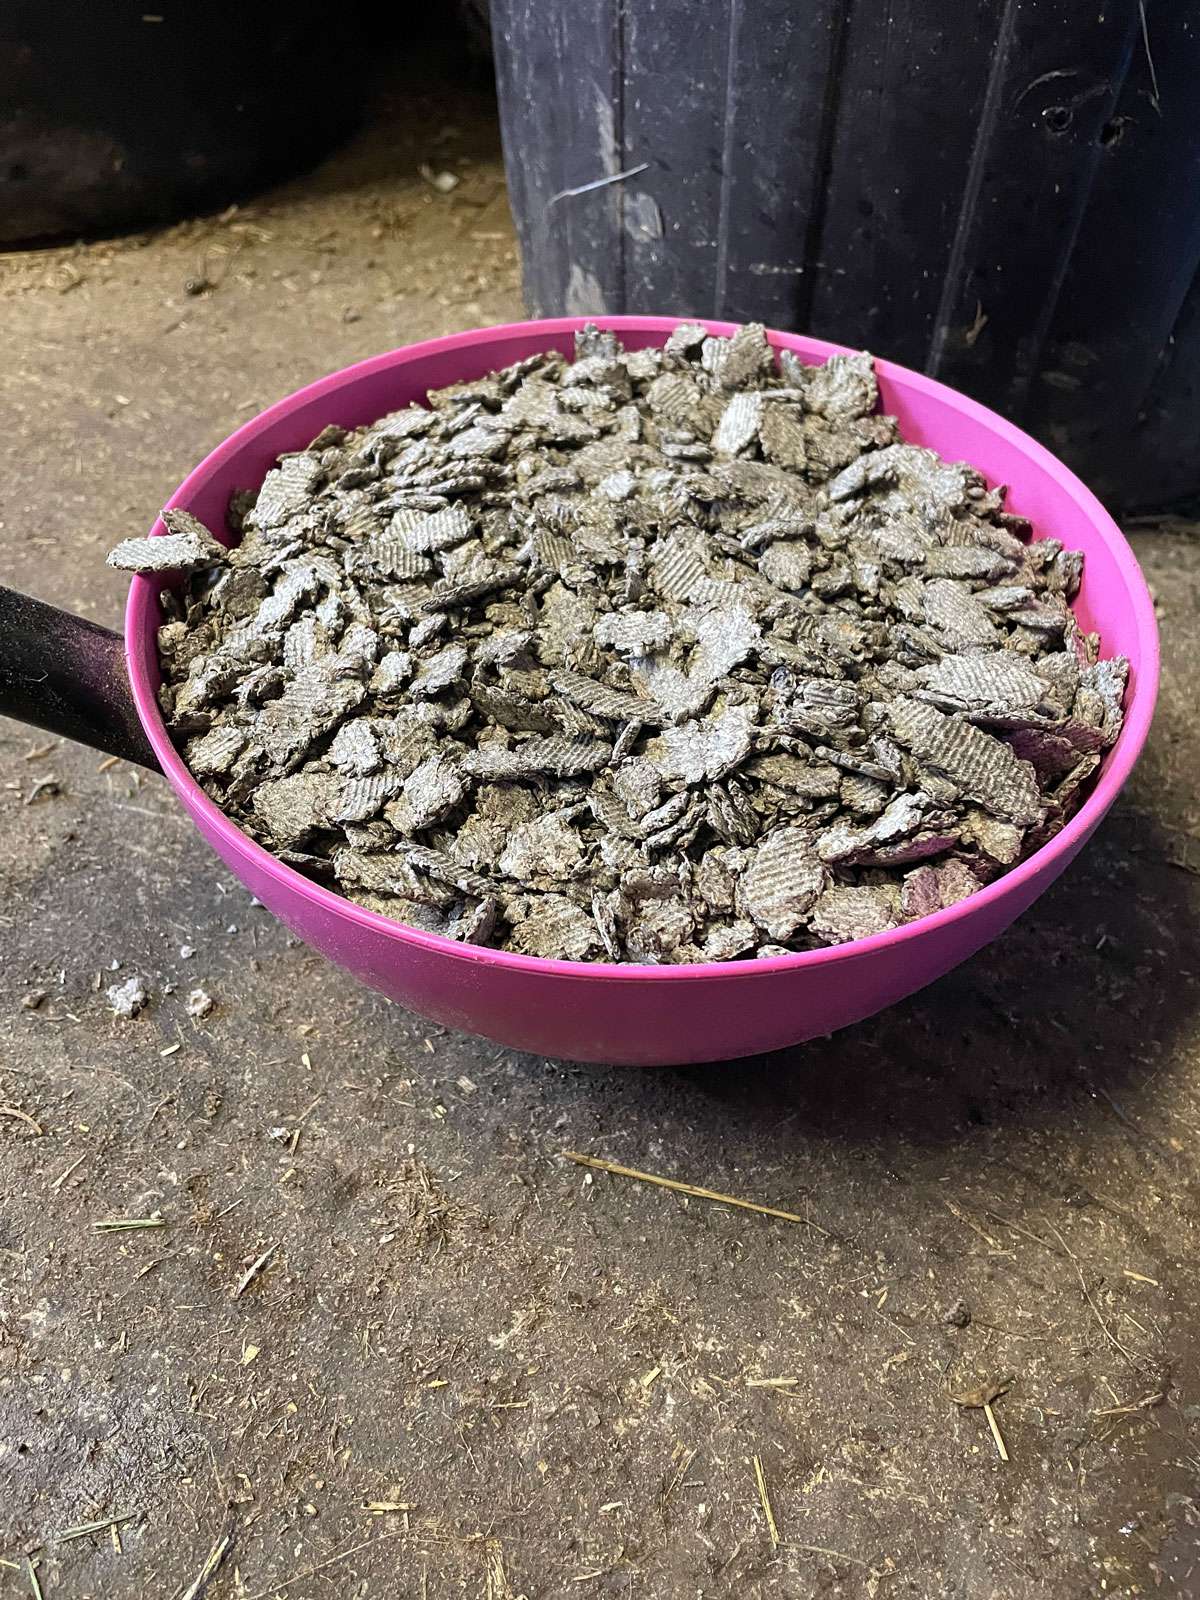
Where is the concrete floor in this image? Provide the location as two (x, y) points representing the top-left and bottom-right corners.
(2, 36), (1199, 1600)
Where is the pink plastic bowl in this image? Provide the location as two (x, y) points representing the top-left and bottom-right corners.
(126, 318), (1159, 1065)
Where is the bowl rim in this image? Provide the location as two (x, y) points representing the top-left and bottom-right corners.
(126, 315), (1161, 984)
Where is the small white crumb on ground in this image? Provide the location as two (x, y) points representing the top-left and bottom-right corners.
(107, 976), (150, 1017)
(186, 988), (214, 1019)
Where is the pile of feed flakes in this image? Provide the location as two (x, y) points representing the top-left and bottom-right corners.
(110, 322), (1127, 964)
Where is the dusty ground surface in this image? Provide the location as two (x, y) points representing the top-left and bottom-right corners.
(2, 27), (1199, 1600)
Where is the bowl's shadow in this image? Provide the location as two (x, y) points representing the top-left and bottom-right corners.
(651, 804), (1199, 1150)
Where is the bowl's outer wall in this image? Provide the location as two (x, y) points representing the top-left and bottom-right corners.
(127, 319), (1159, 1065)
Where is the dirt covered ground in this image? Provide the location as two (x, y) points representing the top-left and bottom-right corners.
(2, 24), (1199, 1600)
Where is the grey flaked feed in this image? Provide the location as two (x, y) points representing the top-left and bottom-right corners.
(128, 323), (1127, 962)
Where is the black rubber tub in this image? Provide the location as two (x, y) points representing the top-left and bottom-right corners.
(490, 0), (1200, 510)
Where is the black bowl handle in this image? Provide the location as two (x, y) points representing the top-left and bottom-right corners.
(0, 584), (162, 772)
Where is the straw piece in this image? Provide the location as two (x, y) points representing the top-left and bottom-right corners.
(55, 1512), (139, 1543)
(233, 1242), (277, 1300)
(794, 1543), (870, 1568)
(983, 1401), (1009, 1462)
(93, 1213), (166, 1233)
(0, 1106), (44, 1136)
(561, 1151), (827, 1233)
(51, 1156), (86, 1191)
(239, 1533), (401, 1599)
(753, 1456), (780, 1551)
(179, 1528), (233, 1600)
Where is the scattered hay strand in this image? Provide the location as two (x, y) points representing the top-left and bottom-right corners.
(794, 1543), (870, 1568)
(753, 1456), (780, 1552)
(0, 1106), (44, 1136)
(178, 1528), (233, 1600)
(55, 1512), (140, 1543)
(93, 1213), (165, 1233)
(983, 1401), (1010, 1462)
(240, 1532), (403, 1599)
(233, 1242), (277, 1300)
(561, 1152), (827, 1232)
(1045, 1221), (1140, 1368)
(51, 1156), (86, 1191)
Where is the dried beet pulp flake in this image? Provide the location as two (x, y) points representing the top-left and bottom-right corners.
(127, 322), (1129, 965)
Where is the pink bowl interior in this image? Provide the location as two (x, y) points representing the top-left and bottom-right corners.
(123, 318), (1159, 1062)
